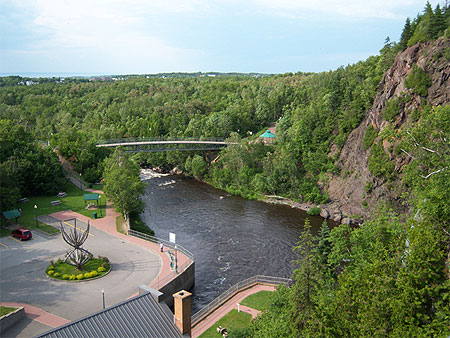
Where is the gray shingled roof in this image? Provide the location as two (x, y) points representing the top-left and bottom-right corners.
(37, 292), (183, 338)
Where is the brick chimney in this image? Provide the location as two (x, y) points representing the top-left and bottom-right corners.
(173, 290), (192, 336)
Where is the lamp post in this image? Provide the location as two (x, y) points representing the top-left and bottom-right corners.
(79, 173), (82, 190)
(175, 244), (178, 273)
(34, 205), (38, 227)
(99, 195), (102, 217)
(102, 289), (105, 309)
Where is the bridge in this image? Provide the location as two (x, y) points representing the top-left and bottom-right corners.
(96, 137), (236, 152)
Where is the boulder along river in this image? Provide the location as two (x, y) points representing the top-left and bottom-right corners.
(140, 170), (331, 312)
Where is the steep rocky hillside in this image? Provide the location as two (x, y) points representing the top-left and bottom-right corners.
(325, 37), (450, 221)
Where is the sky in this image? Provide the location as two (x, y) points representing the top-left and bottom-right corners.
(0, 0), (444, 76)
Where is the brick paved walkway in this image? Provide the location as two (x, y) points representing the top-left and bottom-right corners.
(191, 284), (275, 337)
(0, 302), (70, 328)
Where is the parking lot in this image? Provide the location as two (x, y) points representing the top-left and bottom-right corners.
(0, 230), (66, 271)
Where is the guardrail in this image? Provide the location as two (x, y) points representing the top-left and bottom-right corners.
(97, 137), (228, 145)
(191, 275), (292, 326)
(128, 229), (194, 260)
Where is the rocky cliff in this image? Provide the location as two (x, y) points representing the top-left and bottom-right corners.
(324, 37), (450, 222)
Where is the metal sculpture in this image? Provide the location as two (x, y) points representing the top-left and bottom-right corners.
(60, 218), (92, 269)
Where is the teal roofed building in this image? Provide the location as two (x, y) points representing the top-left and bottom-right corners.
(259, 129), (276, 144)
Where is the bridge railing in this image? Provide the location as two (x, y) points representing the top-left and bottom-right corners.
(191, 275), (292, 327)
(97, 137), (228, 145)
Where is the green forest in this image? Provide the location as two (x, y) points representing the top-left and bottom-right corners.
(1, 2), (449, 336)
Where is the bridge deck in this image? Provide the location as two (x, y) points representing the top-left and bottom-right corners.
(97, 140), (230, 147)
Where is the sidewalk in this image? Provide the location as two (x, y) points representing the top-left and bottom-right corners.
(0, 302), (70, 328)
(191, 284), (275, 337)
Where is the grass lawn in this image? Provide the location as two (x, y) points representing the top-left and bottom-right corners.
(13, 182), (106, 229)
(198, 309), (252, 338)
(116, 215), (127, 234)
(0, 306), (17, 317)
(91, 183), (104, 191)
(240, 290), (273, 312)
(46, 257), (110, 281)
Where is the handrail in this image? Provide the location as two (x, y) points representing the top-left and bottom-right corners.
(191, 275), (292, 326)
(128, 229), (194, 260)
(97, 137), (229, 145)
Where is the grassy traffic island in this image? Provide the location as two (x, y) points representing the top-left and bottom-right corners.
(46, 256), (110, 281)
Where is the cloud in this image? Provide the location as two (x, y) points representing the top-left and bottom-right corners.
(1, 0), (207, 72)
(251, 0), (430, 20)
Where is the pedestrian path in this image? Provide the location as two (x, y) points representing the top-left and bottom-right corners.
(191, 284), (275, 337)
(0, 302), (70, 328)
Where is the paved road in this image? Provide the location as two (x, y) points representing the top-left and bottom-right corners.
(0, 216), (161, 336)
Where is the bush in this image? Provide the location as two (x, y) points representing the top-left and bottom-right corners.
(98, 266), (106, 272)
(48, 265), (55, 270)
(84, 272), (91, 279)
(69, 275), (76, 280)
(62, 274), (70, 280)
(368, 143), (395, 179)
(307, 206), (321, 216)
(77, 274), (84, 280)
(383, 97), (402, 122)
(53, 272), (60, 277)
(362, 126), (378, 149)
(405, 64), (431, 96)
(48, 270), (54, 275)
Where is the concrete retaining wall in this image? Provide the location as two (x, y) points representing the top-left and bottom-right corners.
(0, 307), (25, 334)
(158, 262), (195, 307)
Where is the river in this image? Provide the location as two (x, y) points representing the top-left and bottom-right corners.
(140, 171), (329, 312)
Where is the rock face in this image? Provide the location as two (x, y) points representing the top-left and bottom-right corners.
(326, 38), (450, 219)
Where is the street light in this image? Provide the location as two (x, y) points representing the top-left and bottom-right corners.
(101, 289), (105, 309)
(175, 244), (178, 273)
(34, 205), (38, 227)
(99, 195), (102, 217)
(79, 173), (82, 190)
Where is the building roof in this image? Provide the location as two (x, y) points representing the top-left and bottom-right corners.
(38, 292), (183, 338)
(2, 209), (21, 219)
(260, 129), (276, 138)
(83, 193), (99, 201)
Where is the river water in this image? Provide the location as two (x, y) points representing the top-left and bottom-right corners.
(140, 171), (328, 312)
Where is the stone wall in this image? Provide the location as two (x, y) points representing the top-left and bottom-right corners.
(0, 307), (24, 334)
(158, 262), (195, 307)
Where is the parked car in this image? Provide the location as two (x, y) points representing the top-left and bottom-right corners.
(11, 228), (32, 241)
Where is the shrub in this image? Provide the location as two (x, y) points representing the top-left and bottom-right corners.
(77, 274), (84, 280)
(90, 271), (98, 277)
(365, 181), (374, 193)
(383, 97), (402, 122)
(62, 274), (70, 280)
(48, 265), (55, 270)
(84, 272), (91, 278)
(405, 64), (431, 96)
(69, 275), (76, 280)
(98, 266), (106, 272)
(48, 270), (54, 275)
(362, 126), (378, 149)
(368, 143), (395, 179)
(307, 206), (321, 216)
(53, 272), (60, 277)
